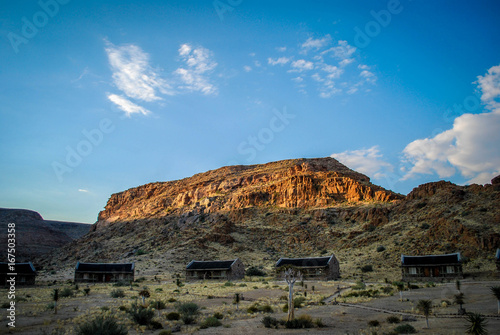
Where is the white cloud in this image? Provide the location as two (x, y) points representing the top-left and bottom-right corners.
(243, 65), (252, 72)
(174, 43), (218, 95)
(105, 42), (172, 102)
(476, 65), (500, 107)
(276, 46), (287, 52)
(78, 189), (89, 193)
(107, 94), (151, 117)
(322, 64), (343, 79)
(322, 40), (356, 63)
(301, 35), (331, 53)
(402, 64), (500, 184)
(268, 57), (290, 66)
(331, 146), (393, 179)
(290, 59), (314, 71)
(292, 76), (303, 83)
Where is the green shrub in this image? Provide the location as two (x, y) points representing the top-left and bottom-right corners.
(158, 331), (172, 335)
(150, 300), (166, 309)
(165, 312), (180, 321)
(387, 315), (400, 324)
(149, 320), (163, 330)
(368, 320), (380, 327)
(60, 287), (74, 298)
(285, 314), (314, 329)
(83, 288), (91, 296)
(260, 304), (274, 313)
(223, 281), (234, 287)
(420, 223), (430, 229)
(361, 265), (373, 273)
(294, 296), (306, 308)
(246, 266), (267, 276)
(247, 304), (260, 313)
(75, 315), (127, 335)
(352, 280), (366, 290)
(394, 324), (416, 334)
(167, 297), (177, 303)
(128, 304), (154, 326)
(176, 302), (199, 324)
(314, 318), (325, 327)
(213, 312), (223, 319)
(376, 245), (386, 252)
(110, 289), (125, 298)
(200, 316), (222, 329)
(382, 286), (393, 294)
(261, 316), (279, 328)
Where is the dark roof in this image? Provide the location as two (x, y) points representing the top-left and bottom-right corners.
(186, 259), (237, 270)
(276, 256), (333, 268)
(0, 262), (36, 274)
(75, 262), (134, 273)
(401, 253), (461, 266)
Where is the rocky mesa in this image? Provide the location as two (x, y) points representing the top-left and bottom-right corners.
(96, 157), (402, 229)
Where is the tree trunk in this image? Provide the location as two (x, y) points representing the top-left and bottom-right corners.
(287, 282), (294, 321)
(425, 316), (429, 328)
(54, 301), (57, 315)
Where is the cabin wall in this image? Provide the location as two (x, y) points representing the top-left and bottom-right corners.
(75, 272), (134, 283)
(228, 259), (245, 280)
(402, 264), (463, 281)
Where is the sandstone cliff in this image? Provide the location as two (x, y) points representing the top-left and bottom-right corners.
(95, 157), (402, 229)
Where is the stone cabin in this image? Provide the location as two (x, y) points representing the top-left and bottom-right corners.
(186, 258), (245, 280)
(0, 262), (36, 286)
(74, 262), (135, 283)
(401, 253), (463, 281)
(275, 254), (340, 280)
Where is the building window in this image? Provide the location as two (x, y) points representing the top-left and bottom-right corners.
(409, 267), (417, 275)
(446, 266), (455, 274)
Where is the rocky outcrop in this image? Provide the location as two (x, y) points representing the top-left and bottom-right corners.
(95, 157), (402, 229)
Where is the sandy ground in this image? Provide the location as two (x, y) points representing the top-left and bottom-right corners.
(1, 278), (500, 334)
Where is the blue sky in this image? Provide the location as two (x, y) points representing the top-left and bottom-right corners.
(1, 0), (499, 223)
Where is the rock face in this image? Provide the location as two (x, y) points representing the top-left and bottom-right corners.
(0, 208), (91, 263)
(38, 158), (500, 279)
(96, 157), (402, 229)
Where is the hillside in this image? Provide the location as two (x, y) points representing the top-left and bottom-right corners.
(36, 157), (500, 280)
(0, 208), (91, 263)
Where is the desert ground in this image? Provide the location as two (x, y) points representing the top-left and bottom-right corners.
(2, 271), (500, 335)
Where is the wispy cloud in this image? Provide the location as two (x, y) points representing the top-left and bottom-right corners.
(268, 57), (290, 66)
(174, 43), (218, 95)
(266, 35), (375, 98)
(243, 65), (252, 72)
(78, 188), (89, 193)
(301, 35), (331, 53)
(105, 42), (172, 102)
(401, 64), (500, 184)
(107, 94), (151, 117)
(331, 146), (393, 180)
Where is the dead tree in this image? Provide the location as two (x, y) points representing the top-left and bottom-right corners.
(284, 268), (302, 321)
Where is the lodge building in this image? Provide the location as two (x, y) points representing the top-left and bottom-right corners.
(275, 254), (340, 280)
(186, 258), (245, 280)
(74, 262), (135, 283)
(401, 253), (463, 281)
(0, 262), (36, 286)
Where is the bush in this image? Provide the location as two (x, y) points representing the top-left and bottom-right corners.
(165, 312), (180, 321)
(352, 280), (366, 290)
(262, 316), (279, 328)
(224, 281), (234, 287)
(260, 304), (274, 313)
(158, 331), (172, 335)
(368, 320), (380, 327)
(150, 300), (166, 309)
(361, 265), (373, 273)
(246, 266), (266, 276)
(314, 318), (325, 327)
(376, 245), (386, 252)
(176, 302), (199, 325)
(167, 297), (177, 303)
(213, 312), (223, 319)
(110, 289), (125, 298)
(420, 223), (430, 229)
(60, 287), (74, 298)
(128, 304), (154, 326)
(294, 296), (306, 308)
(75, 315), (127, 335)
(285, 314), (314, 329)
(394, 324), (416, 334)
(83, 288), (91, 296)
(387, 315), (400, 324)
(150, 320), (163, 330)
(200, 316), (222, 329)
(247, 304), (260, 313)
(382, 286), (393, 294)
